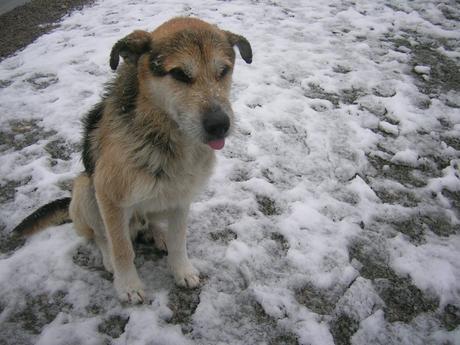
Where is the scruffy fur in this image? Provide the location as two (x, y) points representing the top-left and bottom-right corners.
(14, 17), (252, 303)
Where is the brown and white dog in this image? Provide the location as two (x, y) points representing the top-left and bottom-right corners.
(13, 17), (252, 303)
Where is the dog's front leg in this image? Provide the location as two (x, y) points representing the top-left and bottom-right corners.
(96, 193), (145, 303)
(167, 206), (200, 288)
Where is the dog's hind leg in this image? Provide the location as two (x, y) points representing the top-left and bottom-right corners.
(166, 206), (200, 288)
(144, 216), (167, 252)
(73, 218), (113, 274)
(70, 174), (114, 273)
(70, 175), (95, 240)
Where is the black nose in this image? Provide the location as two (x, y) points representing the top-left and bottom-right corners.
(202, 108), (230, 138)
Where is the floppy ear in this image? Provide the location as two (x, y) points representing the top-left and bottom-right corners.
(109, 30), (151, 70)
(225, 31), (252, 64)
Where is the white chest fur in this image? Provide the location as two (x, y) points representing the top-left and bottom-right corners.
(127, 146), (215, 212)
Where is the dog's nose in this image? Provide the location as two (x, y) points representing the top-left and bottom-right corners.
(202, 108), (230, 138)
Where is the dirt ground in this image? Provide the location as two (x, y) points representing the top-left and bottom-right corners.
(0, 0), (94, 61)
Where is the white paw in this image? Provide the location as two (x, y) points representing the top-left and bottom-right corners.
(114, 274), (146, 304)
(172, 263), (200, 288)
(153, 230), (167, 252)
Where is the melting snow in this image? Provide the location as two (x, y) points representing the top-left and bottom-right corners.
(0, 0), (459, 344)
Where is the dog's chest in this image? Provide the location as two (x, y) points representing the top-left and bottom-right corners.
(132, 148), (215, 211)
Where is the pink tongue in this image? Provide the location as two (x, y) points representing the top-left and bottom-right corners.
(208, 138), (225, 150)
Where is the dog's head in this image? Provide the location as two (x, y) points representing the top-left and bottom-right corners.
(110, 17), (252, 150)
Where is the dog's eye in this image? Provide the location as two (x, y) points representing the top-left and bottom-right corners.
(169, 68), (192, 84)
(218, 65), (231, 80)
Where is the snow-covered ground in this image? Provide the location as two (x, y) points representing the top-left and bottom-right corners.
(1, 0), (459, 344)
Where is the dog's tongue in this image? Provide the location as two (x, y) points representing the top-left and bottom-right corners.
(207, 138), (225, 150)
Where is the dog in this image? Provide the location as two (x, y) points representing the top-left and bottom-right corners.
(12, 17), (252, 304)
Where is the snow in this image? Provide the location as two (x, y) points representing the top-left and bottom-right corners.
(378, 121), (399, 136)
(390, 149), (419, 167)
(36, 316), (103, 345)
(1, 0), (459, 344)
(413, 65), (431, 75)
(115, 308), (192, 345)
(389, 233), (460, 307)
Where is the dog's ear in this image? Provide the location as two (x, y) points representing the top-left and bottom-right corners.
(110, 30), (151, 70)
(225, 31), (252, 64)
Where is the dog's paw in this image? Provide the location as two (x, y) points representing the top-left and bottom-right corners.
(173, 263), (200, 288)
(114, 275), (146, 304)
(117, 285), (146, 304)
(153, 230), (167, 252)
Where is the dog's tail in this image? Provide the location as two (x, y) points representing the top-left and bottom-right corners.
(12, 198), (72, 236)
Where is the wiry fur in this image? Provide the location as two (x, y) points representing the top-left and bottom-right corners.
(12, 198), (71, 236)
(12, 17), (252, 304)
